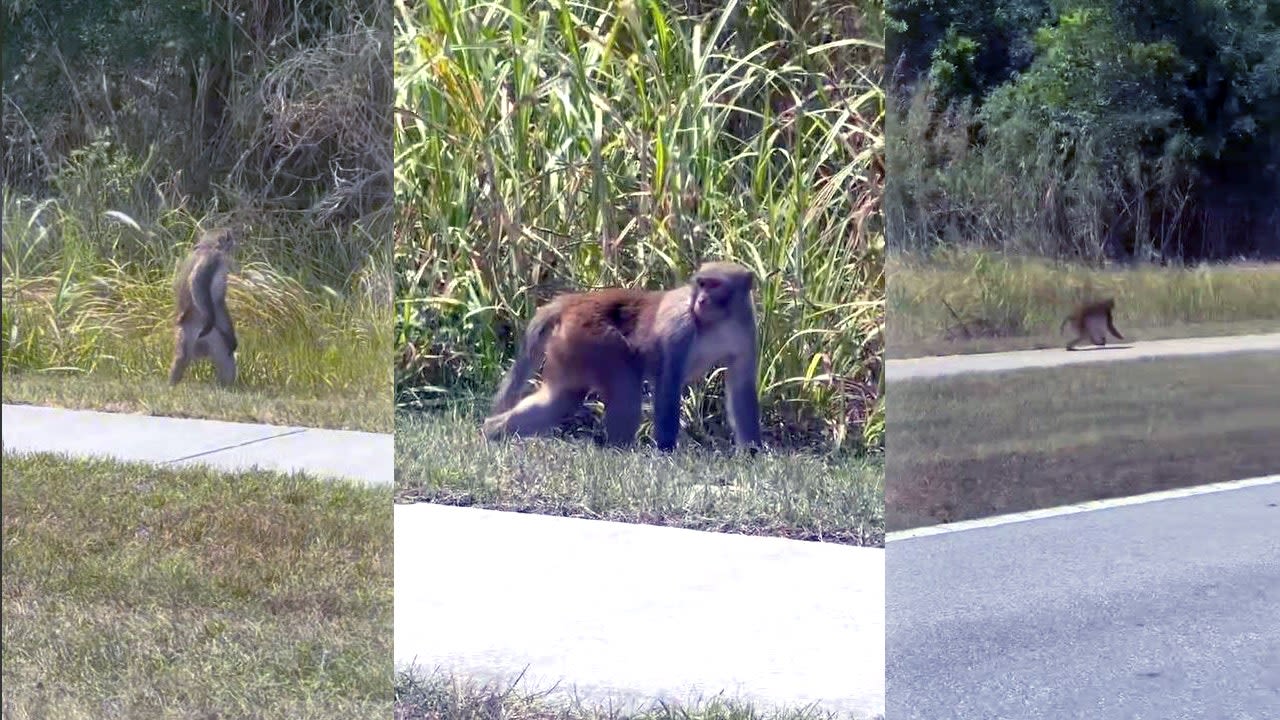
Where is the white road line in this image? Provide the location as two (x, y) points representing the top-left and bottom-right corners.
(887, 474), (1280, 542)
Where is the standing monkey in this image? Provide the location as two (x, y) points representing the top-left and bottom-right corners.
(169, 227), (238, 386)
(1061, 298), (1124, 350)
(483, 261), (763, 452)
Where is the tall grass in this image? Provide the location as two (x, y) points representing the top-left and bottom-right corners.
(2, 1), (392, 408)
(395, 0), (885, 453)
(887, 248), (1280, 356)
(2, 193), (390, 395)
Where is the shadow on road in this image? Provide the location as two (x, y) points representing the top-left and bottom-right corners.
(1066, 344), (1134, 352)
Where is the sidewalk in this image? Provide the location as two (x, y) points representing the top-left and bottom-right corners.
(2, 404), (392, 486)
(888, 332), (1280, 382)
(395, 503), (886, 719)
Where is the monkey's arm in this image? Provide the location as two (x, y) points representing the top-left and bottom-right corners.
(653, 334), (693, 452)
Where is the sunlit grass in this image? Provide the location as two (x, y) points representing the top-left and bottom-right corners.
(2, 197), (392, 426)
(395, 0), (885, 453)
(2, 452), (393, 719)
(887, 249), (1280, 357)
(397, 409), (884, 547)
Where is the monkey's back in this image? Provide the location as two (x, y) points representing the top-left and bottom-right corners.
(540, 287), (668, 390)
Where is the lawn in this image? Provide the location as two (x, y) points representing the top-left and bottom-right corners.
(395, 668), (882, 720)
(886, 351), (1280, 531)
(2, 372), (391, 433)
(2, 452), (393, 719)
(396, 410), (884, 547)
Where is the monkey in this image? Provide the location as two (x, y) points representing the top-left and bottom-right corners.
(169, 228), (238, 386)
(1060, 298), (1124, 351)
(482, 261), (763, 452)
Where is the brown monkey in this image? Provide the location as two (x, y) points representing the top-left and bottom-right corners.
(483, 261), (763, 451)
(1061, 298), (1124, 351)
(169, 228), (238, 386)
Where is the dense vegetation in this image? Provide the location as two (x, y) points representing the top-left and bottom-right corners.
(886, 0), (1280, 260)
(395, 0), (886, 454)
(2, 0), (392, 409)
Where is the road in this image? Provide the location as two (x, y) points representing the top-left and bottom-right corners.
(887, 331), (1280, 381)
(887, 474), (1280, 718)
(2, 403), (392, 485)
(396, 503), (885, 719)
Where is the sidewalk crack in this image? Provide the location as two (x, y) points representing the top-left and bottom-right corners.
(164, 428), (309, 464)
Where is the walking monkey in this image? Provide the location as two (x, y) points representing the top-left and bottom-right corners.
(169, 227), (238, 386)
(483, 261), (763, 451)
(1061, 298), (1124, 351)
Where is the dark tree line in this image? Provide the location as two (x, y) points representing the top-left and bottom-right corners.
(887, 0), (1280, 260)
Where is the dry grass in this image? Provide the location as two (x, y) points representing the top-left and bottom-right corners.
(2, 452), (393, 719)
(887, 250), (1280, 358)
(395, 668), (879, 720)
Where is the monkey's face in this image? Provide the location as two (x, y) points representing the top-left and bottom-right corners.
(691, 269), (752, 325)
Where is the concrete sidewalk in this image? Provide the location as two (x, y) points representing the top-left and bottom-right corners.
(2, 403), (392, 486)
(888, 332), (1280, 382)
(395, 503), (885, 719)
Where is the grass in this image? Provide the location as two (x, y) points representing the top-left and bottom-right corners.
(886, 351), (1280, 531)
(395, 0), (885, 454)
(3, 204), (393, 427)
(887, 250), (1280, 358)
(395, 668), (881, 720)
(2, 372), (391, 433)
(2, 452), (393, 719)
(396, 410), (884, 547)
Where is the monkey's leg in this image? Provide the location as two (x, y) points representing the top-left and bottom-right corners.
(169, 331), (194, 385)
(602, 379), (643, 447)
(211, 342), (237, 387)
(483, 385), (585, 440)
(725, 362), (763, 449)
(1065, 334), (1083, 351)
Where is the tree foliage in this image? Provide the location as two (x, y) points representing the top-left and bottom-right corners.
(888, 0), (1280, 259)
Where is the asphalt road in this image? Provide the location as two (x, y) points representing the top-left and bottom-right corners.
(2, 403), (392, 485)
(888, 331), (1280, 381)
(396, 503), (886, 718)
(887, 479), (1280, 719)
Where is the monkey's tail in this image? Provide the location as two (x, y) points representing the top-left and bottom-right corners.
(190, 256), (219, 339)
(1059, 317), (1070, 335)
(490, 302), (561, 413)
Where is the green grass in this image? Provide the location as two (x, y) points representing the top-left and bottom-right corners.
(887, 250), (1280, 358)
(2, 372), (391, 433)
(886, 351), (1280, 531)
(396, 410), (884, 547)
(395, 668), (881, 720)
(395, 0), (885, 454)
(2, 452), (393, 719)
(3, 207), (393, 423)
